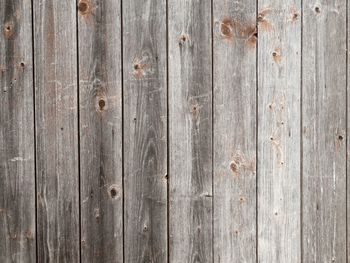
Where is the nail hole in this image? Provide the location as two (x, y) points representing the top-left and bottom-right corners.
(20, 62), (25, 68)
(314, 6), (320, 13)
(98, 99), (105, 110)
(272, 51), (277, 57)
(110, 188), (117, 198)
(338, 135), (343, 141)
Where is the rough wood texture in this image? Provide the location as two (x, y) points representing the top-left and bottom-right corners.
(78, 0), (123, 262)
(34, 0), (79, 261)
(303, 1), (347, 262)
(168, 0), (213, 262)
(213, 0), (257, 262)
(257, 0), (301, 262)
(3, 2), (350, 262)
(122, 0), (168, 262)
(0, 0), (36, 262)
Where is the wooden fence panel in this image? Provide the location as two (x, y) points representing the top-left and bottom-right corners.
(303, 0), (347, 261)
(34, 0), (79, 261)
(1, 1), (350, 262)
(0, 0), (36, 262)
(78, 0), (123, 262)
(213, 0), (257, 262)
(257, 0), (301, 262)
(168, 0), (213, 262)
(122, 0), (168, 262)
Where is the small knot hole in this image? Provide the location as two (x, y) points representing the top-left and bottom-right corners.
(98, 99), (105, 110)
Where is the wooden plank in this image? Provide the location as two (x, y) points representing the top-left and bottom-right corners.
(34, 0), (79, 261)
(213, 0), (257, 261)
(168, 0), (213, 262)
(257, 0), (301, 262)
(0, 0), (36, 262)
(78, 0), (123, 262)
(303, 1), (347, 261)
(122, 0), (167, 262)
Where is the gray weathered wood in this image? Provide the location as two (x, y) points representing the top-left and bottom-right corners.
(34, 0), (79, 261)
(122, 0), (168, 262)
(168, 0), (213, 262)
(303, 1), (347, 261)
(0, 0), (36, 262)
(257, 0), (301, 262)
(213, 0), (257, 261)
(78, 0), (123, 262)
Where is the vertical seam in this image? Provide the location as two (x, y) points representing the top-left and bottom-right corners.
(75, 0), (81, 261)
(31, 0), (38, 261)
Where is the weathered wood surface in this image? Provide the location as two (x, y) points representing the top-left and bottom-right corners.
(122, 0), (168, 262)
(34, 0), (79, 261)
(303, 1), (347, 262)
(0, 0), (36, 262)
(213, 0), (257, 261)
(2, 1), (350, 262)
(78, 0), (123, 262)
(257, 0), (301, 262)
(168, 0), (213, 262)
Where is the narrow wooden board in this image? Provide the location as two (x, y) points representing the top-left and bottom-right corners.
(78, 0), (123, 262)
(168, 0), (213, 261)
(34, 0), (80, 261)
(122, 0), (168, 262)
(0, 0), (36, 262)
(213, 0), (257, 261)
(257, 0), (301, 262)
(303, 1), (347, 261)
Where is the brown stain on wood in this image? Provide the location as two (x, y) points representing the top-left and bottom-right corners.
(78, 0), (91, 16)
(229, 151), (256, 175)
(258, 8), (273, 32)
(219, 18), (257, 48)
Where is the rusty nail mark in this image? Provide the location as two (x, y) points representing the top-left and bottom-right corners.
(272, 48), (281, 63)
(239, 196), (245, 204)
(178, 34), (189, 46)
(258, 8), (273, 32)
(4, 23), (13, 38)
(133, 60), (147, 79)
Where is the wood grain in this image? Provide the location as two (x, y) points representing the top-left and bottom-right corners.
(213, 0), (257, 262)
(78, 0), (123, 262)
(0, 0), (36, 262)
(257, 0), (301, 262)
(168, 0), (213, 262)
(34, 0), (79, 261)
(122, 0), (168, 262)
(303, 0), (347, 261)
